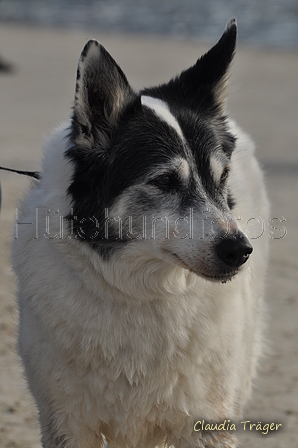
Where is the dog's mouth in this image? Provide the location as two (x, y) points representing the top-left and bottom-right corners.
(167, 251), (238, 283)
(199, 272), (237, 283)
(189, 268), (238, 283)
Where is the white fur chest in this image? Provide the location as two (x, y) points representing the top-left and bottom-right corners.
(15, 217), (254, 431)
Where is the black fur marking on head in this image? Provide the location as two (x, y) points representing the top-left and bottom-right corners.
(71, 39), (136, 147)
(66, 101), (190, 256)
(142, 19), (237, 115)
(65, 22), (238, 257)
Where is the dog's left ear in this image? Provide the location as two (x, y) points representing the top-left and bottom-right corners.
(169, 18), (237, 112)
(71, 40), (135, 148)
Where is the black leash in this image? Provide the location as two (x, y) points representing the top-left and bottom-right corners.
(0, 166), (40, 179)
(0, 166), (41, 212)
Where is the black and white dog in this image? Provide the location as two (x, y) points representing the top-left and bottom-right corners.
(13, 19), (269, 448)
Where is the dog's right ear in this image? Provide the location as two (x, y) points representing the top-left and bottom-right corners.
(71, 40), (134, 149)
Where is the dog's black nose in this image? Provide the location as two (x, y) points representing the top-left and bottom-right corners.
(216, 236), (253, 268)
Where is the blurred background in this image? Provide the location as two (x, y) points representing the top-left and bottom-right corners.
(1, 0), (298, 47)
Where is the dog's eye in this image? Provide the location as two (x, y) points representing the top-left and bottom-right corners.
(154, 175), (171, 186)
(220, 167), (230, 184)
(150, 174), (178, 190)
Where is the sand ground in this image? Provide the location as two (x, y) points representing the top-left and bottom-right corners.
(0, 24), (297, 448)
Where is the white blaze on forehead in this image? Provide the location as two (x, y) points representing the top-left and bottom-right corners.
(141, 95), (185, 141)
(210, 154), (224, 183)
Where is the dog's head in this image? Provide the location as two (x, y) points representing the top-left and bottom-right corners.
(66, 18), (252, 282)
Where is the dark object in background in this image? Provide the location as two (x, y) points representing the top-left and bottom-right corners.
(0, 55), (14, 73)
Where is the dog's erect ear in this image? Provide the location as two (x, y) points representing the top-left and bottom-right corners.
(168, 18), (237, 112)
(72, 40), (134, 148)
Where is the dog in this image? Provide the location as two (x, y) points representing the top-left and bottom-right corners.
(12, 18), (269, 448)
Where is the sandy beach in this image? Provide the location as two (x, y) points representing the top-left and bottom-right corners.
(0, 23), (297, 447)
